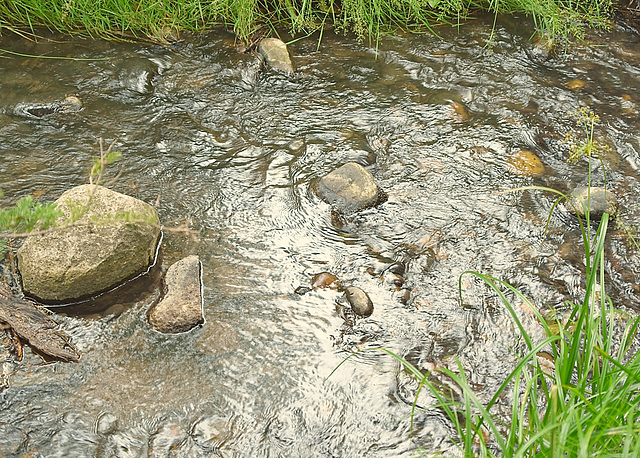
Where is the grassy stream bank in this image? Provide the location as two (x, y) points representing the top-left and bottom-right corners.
(0, 0), (617, 44)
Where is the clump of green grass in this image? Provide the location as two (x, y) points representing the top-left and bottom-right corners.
(0, 0), (614, 45)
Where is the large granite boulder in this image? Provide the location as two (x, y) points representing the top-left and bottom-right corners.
(148, 256), (204, 334)
(17, 184), (161, 303)
(315, 162), (386, 214)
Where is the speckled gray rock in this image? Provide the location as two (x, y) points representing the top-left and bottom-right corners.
(257, 38), (294, 75)
(17, 184), (161, 303)
(315, 162), (386, 214)
(567, 186), (618, 219)
(344, 286), (374, 317)
(148, 256), (204, 334)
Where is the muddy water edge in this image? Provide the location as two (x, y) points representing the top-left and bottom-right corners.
(1, 15), (640, 457)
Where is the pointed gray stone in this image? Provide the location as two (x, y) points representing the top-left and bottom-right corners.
(257, 38), (294, 74)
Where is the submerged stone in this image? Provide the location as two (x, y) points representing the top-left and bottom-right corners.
(148, 256), (204, 334)
(566, 186), (618, 219)
(311, 272), (340, 290)
(567, 79), (586, 91)
(257, 38), (294, 75)
(315, 162), (386, 214)
(507, 150), (545, 177)
(448, 100), (469, 122)
(17, 184), (161, 303)
(344, 286), (374, 317)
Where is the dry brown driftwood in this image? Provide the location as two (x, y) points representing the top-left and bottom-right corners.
(0, 284), (80, 362)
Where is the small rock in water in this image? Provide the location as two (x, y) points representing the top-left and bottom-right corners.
(395, 288), (411, 305)
(344, 286), (374, 317)
(566, 186), (618, 220)
(567, 79), (586, 91)
(315, 162), (386, 214)
(60, 95), (83, 112)
(96, 413), (118, 435)
(22, 95), (82, 117)
(447, 100), (469, 122)
(294, 285), (311, 295)
(507, 150), (545, 177)
(148, 255), (204, 333)
(529, 33), (555, 62)
(148, 424), (187, 456)
(257, 38), (294, 75)
(311, 272), (340, 290)
(387, 262), (406, 276)
(383, 271), (404, 290)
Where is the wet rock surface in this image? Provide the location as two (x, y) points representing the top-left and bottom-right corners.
(16, 95), (82, 118)
(566, 186), (619, 219)
(344, 286), (374, 317)
(148, 255), (204, 334)
(315, 162), (386, 214)
(311, 272), (340, 290)
(257, 38), (294, 74)
(507, 150), (545, 177)
(17, 184), (161, 303)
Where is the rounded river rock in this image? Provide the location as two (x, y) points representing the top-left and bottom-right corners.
(315, 162), (386, 214)
(344, 286), (374, 317)
(567, 186), (618, 219)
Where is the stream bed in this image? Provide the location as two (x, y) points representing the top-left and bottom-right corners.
(1, 15), (640, 457)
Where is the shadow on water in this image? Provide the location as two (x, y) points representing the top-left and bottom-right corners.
(1, 15), (640, 456)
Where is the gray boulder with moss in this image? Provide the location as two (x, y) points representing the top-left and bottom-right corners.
(17, 184), (161, 303)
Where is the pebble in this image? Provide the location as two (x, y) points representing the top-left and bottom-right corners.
(344, 286), (374, 317)
(567, 79), (586, 91)
(507, 150), (545, 177)
(311, 272), (340, 290)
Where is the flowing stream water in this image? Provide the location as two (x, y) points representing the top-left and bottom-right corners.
(1, 15), (640, 457)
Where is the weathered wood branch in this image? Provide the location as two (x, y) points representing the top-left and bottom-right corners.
(0, 284), (80, 362)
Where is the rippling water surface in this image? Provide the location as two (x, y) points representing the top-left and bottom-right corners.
(1, 16), (640, 456)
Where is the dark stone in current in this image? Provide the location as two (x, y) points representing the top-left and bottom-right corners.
(294, 285), (311, 295)
(344, 286), (374, 317)
(566, 186), (618, 220)
(395, 288), (411, 305)
(315, 162), (386, 214)
(387, 262), (406, 276)
(21, 95), (83, 118)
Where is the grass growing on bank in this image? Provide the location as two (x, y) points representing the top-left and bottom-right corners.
(332, 213), (640, 456)
(391, 211), (640, 456)
(330, 107), (640, 456)
(0, 0), (613, 44)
